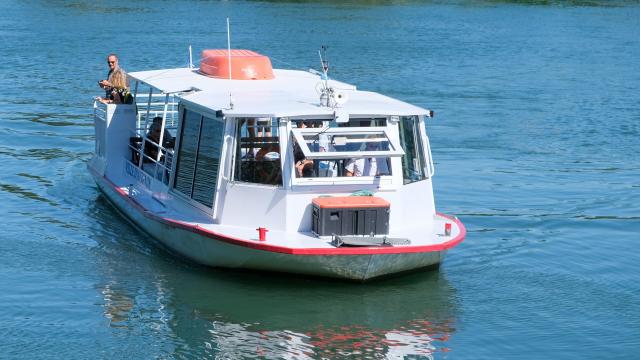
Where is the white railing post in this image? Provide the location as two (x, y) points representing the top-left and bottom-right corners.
(138, 87), (154, 168)
(133, 81), (140, 129)
(152, 93), (171, 181)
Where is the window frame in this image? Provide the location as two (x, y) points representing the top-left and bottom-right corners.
(398, 115), (433, 184)
(230, 116), (283, 187)
(289, 125), (400, 187)
(290, 126), (405, 160)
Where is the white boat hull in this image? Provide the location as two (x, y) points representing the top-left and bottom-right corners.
(92, 172), (463, 281)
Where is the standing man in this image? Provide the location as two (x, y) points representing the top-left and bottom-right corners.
(98, 53), (125, 96)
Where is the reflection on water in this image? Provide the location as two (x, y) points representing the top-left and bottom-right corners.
(305, 320), (452, 359)
(101, 282), (135, 328)
(93, 266), (458, 358)
(198, 316), (452, 359)
(205, 321), (315, 359)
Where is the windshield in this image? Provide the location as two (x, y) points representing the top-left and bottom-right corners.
(291, 127), (404, 160)
(290, 126), (404, 179)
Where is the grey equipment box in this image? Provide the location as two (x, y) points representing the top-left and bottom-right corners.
(312, 196), (390, 236)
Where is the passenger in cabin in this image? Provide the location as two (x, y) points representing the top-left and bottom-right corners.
(238, 117), (274, 160)
(255, 117), (272, 137)
(255, 142), (281, 184)
(344, 141), (390, 177)
(255, 143), (279, 161)
(143, 117), (174, 163)
(313, 122), (338, 177)
(142, 117), (174, 181)
(293, 120), (315, 177)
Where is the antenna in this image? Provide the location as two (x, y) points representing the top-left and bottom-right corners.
(320, 45), (329, 75)
(315, 46), (348, 110)
(318, 46), (329, 106)
(188, 45), (193, 69)
(226, 17), (234, 109)
(317, 46), (337, 108)
(318, 45), (330, 87)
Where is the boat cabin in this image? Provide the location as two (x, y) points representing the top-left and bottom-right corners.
(91, 50), (437, 239)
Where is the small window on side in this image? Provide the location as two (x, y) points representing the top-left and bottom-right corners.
(233, 118), (282, 186)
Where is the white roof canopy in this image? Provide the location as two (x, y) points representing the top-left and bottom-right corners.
(128, 67), (430, 118)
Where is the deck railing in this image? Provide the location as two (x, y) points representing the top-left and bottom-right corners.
(93, 101), (107, 157)
(134, 92), (179, 136)
(93, 81), (180, 187)
(130, 87), (180, 186)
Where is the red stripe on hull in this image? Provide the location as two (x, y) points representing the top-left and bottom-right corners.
(95, 171), (466, 256)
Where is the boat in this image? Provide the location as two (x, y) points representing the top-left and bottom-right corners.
(88, 48), (465, 281)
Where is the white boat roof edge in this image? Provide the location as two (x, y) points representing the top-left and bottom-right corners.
(128, 67), (431, 118)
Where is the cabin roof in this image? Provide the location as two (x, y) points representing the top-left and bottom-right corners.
(128, 67), (430, 118)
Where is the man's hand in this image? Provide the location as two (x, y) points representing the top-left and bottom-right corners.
(98, 79), (112, 88)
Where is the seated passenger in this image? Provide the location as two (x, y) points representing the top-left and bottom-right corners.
(255, 143), (281, 185)
(293, 120), (315, 177)
(345, 157), (390, 177)
(144, 117), (174, 163)
(295, 153), (314, 177)
(255, 143), (280, 161)
(345, 141), (390, 177)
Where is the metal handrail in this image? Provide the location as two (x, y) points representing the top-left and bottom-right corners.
(128, 132), (175, 183)
(129, 82), (181, 182)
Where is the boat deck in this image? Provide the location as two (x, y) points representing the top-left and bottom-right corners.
(119, 183), (462, 251)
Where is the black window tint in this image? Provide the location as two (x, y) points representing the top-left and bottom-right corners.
(191, 117), (224, 208)
(340, 118), (387, 127)
(174, 109), (202, 196)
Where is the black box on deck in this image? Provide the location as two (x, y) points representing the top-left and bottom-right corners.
(312, 196), (390, 236)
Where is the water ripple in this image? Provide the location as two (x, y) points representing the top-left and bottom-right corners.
(0, 146), (91, 161)
(0, 183), (58, 206)
(1, 1), (639, 358)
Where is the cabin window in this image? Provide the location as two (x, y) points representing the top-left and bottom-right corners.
(233, 118), (281, 186)
(290, 127), (403, 178)
(337, 117), (387, 127)
(173, 109), (224, 208)
(291, 119), (329, 128)
(399, 115), (428, 184)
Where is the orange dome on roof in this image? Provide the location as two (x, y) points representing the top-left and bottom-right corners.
(200, 49), (275, 80)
